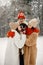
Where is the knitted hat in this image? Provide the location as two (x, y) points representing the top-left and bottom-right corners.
(18, 12), (25, 19)
(28, 18), (39, 28)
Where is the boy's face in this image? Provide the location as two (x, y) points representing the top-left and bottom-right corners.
(18, 18), (25, 24)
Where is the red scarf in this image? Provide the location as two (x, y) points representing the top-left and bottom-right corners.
(26, 27), (40, 35)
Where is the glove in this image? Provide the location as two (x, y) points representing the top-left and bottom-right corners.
(7, 30), (15, 38)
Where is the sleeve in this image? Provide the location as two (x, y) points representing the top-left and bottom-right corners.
(14, 31), (26, 48)
(25, 32), (38, 46)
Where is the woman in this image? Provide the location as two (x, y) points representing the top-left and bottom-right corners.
(4, 22), (26, 65)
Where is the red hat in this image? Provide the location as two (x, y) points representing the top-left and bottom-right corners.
(18, 12), (25, 19)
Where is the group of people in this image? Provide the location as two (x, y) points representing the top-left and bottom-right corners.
(4, 11), (40, 65)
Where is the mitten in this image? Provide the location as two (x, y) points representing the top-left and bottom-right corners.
(7, 30), (15, 38)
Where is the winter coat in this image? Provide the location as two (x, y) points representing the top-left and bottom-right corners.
(4, 30), (26, 65)
(24, 32), (39, 65)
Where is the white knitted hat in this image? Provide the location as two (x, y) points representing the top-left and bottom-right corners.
(28, 18), (39, 27)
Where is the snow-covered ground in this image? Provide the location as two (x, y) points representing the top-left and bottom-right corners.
(36, 36), (43, 65)
(0, 38), (8, 65)
(0, 36), (43, 65)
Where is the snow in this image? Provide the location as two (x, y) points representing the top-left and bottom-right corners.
(0, 38), (8, 65)
(36, 36), (43, 65)
(0, 36), (43, 65)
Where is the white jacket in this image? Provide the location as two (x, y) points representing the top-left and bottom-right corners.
(4, 30), (26, 65)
